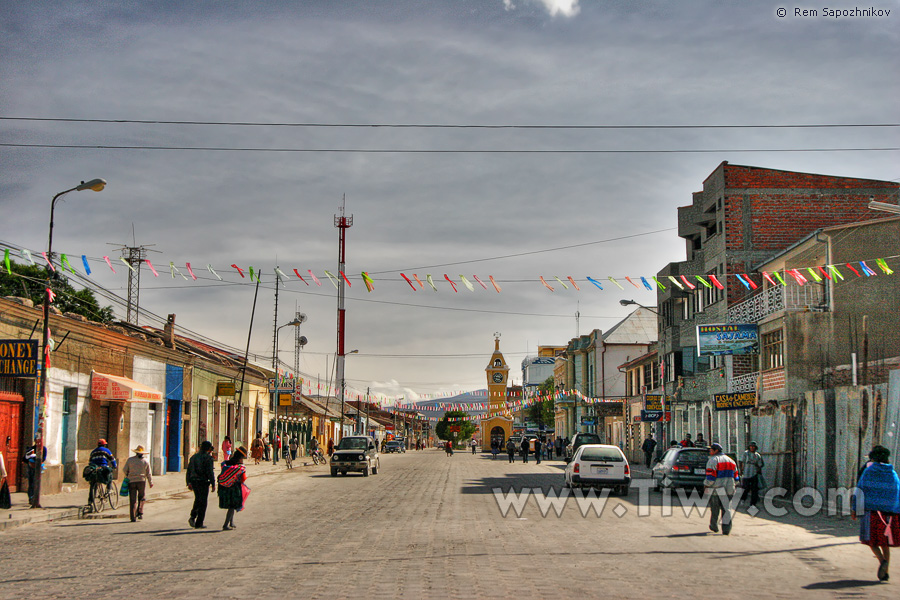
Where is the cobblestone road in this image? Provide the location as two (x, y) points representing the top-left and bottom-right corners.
(0, 450), (894, 599)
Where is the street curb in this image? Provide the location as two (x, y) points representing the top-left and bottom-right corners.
(0, 461), (315, 532)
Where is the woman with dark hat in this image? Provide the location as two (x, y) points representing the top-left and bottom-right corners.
(217, 445), (248, 530)
(852, 445), (900, 581)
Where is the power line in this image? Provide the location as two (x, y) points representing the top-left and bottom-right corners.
(2, 142), (898, 154)
(2, 116), (898, 129)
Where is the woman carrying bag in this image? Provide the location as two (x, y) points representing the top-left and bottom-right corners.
(217, 446), (249, 531)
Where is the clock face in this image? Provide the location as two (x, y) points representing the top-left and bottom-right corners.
(492, 372), (503, 384)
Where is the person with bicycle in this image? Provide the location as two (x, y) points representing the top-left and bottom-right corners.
(87, 439), (117, 508)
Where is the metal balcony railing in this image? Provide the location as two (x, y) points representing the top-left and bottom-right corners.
(727, 283), (826, 323)
(731, 372), (759, 393)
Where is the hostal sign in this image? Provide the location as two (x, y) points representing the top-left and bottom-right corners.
(0, 339), (38, 377)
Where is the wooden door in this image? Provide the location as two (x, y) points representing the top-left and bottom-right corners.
(0, 394), (24, 492)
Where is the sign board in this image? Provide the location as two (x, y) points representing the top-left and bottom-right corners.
(278, 392), (293, 406)
(580, 417), (596, 425)
(0, 339), (38, 377)
(449, 425), (461, 433)
(697, 324), (759, 356)
(640, 410), (672, 422)
(643, 395), (674, 412)
(268, 378), (301, 393)
(713, 392), (757, 412)
(216, 381), (236, 396)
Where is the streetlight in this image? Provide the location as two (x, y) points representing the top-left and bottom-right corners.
(339, 349), (358, 437)
(620, 299), (667, 458)
(273, 315), (306, 465)
(31, 179), (106, 509)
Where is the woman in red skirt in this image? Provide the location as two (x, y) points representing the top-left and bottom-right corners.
(852, 445), (900, 582)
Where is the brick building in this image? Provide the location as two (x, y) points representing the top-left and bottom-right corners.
(656, 162), (899, 453)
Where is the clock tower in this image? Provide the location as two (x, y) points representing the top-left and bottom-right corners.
(481, 333), (513, 449)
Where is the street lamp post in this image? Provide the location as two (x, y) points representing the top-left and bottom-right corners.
(32, 179), (107, 508)
(273, 316), (306, 465)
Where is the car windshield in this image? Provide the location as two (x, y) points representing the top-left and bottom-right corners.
(675, 449), (709, 464)
(575, 434), (602, 445)
(336, 438), (368, 450)
(579, 447), (624, 462)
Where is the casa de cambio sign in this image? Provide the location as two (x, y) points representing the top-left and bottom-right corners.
(0, 339), (38, 377)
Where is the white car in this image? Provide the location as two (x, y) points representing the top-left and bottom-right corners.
(564, 444), (631, 495)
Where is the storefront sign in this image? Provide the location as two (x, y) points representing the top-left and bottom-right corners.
(697, 324), (759, 356)
(278, 392), (293, 406)
(713, 392), (757, 411)
(216, 381), (236, 396)
(0, 339), (38, 377)
(640, 410), (672, 422)
(643, 395), (674, 412)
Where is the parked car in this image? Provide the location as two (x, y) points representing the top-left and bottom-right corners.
(564, 444), (631, 495)
(565, 432), (602, 462)
(384, 440), (405, 453)
(650, 447), (709, 490)
(330, 435), (380, 477)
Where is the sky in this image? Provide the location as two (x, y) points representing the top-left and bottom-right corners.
(1, 0), (898, 403)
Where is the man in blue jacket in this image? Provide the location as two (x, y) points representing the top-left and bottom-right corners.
(87, 439), (117, 506)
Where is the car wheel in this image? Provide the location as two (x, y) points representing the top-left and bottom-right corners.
(372, 460), (379, 475)
(331, 468), (337, 477)
(618, 485), (629, 496)
(363, 466), (369, 477)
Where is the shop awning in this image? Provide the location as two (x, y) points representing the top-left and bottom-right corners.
(91, 372), (164, 402)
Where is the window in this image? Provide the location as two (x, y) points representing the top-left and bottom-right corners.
(762, 329), (784, 370)
(62, 387), (77, 415)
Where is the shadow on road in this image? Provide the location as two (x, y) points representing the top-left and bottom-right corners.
(803, 579), (884, 590)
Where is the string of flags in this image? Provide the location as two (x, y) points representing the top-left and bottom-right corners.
(3, 246), (896, 294)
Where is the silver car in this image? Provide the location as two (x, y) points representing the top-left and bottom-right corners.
(330, 435), (380, 477)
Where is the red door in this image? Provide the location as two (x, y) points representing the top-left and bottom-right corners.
(0, 392), (25, 492)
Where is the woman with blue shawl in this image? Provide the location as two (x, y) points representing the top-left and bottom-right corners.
(852, 445), (900, 582)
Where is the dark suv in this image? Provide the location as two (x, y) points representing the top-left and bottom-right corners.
(650, 447), (709, 490)
(565, 432), (603, 462)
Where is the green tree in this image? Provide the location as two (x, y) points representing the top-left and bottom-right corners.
(528, 376), (555, 428)
(435, 410), (477, 448)
(1, 259), (115, 323)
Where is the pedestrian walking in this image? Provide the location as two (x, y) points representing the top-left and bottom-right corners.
(852, 445), (900, 582)
(22, 437), (46, 505)
(546, 438), (554, 461)
(534, 437), (542, 465)
(520, 438), (530, 464)
(290, 437), (299, 461)
(186, 440), (215, 529)
(327, 438), (334, 456)
(695, 433), (708, 448)
(470, 439), (477, 455)
(491, 439), (499, 460)
(250, 432), (264, 465)
(506, 438), (516, 463)
(0, 449), (10, 510)
(555, 437), (563, 458)
(704, 443), (739, 535)
(739, 441), (765, 507)
(123, 445), (153, 522)
(445, 440), (454, 456)
(273, 434), (281, 464)
(263, 436), (271, 461)
(642, 434), (658, 468)
(217, 446), (248, 531)
(221, 436), (233, 462)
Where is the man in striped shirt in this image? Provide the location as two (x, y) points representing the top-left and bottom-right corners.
(705, 443), (740, 535)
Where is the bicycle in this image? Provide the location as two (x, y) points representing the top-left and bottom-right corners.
(88, 477), (119, 514)
(283, 447), (293, 469)
(311, 448), (326, 465)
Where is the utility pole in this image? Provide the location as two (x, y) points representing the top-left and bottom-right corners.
(335, 196), (353, 440)
(365, 386), (370, 437)
(271, 271), (279, 463)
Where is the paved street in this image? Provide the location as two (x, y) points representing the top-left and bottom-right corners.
(0, 450), (894, 599)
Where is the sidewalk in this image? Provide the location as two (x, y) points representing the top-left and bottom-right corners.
(1, 457), (315, 532)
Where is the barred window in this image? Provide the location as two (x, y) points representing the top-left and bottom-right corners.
(762, 329), (784, 370)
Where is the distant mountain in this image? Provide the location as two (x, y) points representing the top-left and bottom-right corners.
(405, 391), (489, 418)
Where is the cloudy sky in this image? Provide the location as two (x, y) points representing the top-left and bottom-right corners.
(2, 0), (897, 402)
